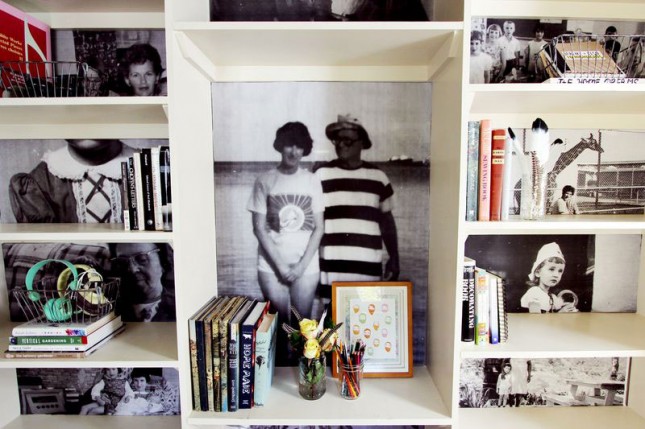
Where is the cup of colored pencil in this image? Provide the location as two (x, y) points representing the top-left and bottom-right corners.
(337, 340), (365, 400)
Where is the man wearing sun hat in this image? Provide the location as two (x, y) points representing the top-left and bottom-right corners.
(314, 114), (400, 296)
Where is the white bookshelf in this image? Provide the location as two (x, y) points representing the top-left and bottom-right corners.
(1, 0), (644, 427)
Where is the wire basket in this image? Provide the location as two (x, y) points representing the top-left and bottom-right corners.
(0, 60), (103, 97)
(12, 278), (120, 324)
(539, 34), (645, 80)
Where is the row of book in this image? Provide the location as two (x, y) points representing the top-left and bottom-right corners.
(5, 312), (125, 359)
(466, 119), (512, 221)
(189, 295), (278, 412)
(461, 257), (508, 345)
(120, 145), (172, 231)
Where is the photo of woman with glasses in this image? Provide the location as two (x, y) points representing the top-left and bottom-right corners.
(110, 242), (175, 322)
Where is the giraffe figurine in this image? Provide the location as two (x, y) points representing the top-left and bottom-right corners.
(546, 133), (604, 211)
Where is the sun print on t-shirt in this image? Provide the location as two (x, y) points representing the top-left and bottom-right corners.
(266, 194), (314, 233)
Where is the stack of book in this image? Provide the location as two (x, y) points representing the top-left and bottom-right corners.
(5, 312), (124, 359)
(465, 119), (514, 221)
(120, 145), (172, 231)
(188, 295), (278, 412)
(461, 257), (509, 345)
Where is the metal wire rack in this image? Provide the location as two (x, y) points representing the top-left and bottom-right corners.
(538, 34), (645, 81)
(0, 60), (104, 97)
(12, 278), (120, 324)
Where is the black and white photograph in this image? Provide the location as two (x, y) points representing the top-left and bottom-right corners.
(212, 81), (431, 365)
(465, 234), (640, 313)
(460, 357), (628, 408)
(210, 0), (430, 21)
(469, 17), (645, 84)
(3, 242), (176, 323)
(17, 367), (180, 415)
(50, 29), (166, 97)
(509, 128), (645, 216)
(0, 138), (168, 224)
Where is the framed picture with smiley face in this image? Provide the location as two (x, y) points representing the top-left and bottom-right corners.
(332, 281), (413, 378)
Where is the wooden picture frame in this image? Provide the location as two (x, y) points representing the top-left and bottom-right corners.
(331, 281), (413, 378)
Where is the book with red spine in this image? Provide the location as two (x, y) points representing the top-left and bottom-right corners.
(489, 128), (507, 221)
(478, 119), (492, 221)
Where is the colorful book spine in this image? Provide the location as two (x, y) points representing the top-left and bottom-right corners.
(8, 319), (123, 351)
(239, 301), (269, 409)
(474, 268), (489, 345)
(489, 128), (507, 221)
(253, 312), (277, 406)
(488, 272), (500, 345)
(465, 121), (480, 221)
(461, 257), (476, 342)
(498, 276), (509, 343)
(500, 128), (515, 220)
(478, 119), (492, 221)
(11, 312), (117, 336)
(11, 335), (89, 345)
(228, 299), (255, 412)
(219, 297), (247, 412)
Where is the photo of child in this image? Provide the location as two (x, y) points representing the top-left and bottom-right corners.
(80, 368), (133, 415)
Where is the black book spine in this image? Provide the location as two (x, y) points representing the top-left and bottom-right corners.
(127, 157), (139, 231)
(140, 148), (156, 231)
(462, 261), (476, 342)
(159, 145), (172, 231)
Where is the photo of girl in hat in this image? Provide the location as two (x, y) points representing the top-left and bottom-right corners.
(520, 242), (578, 313)
(247, 121), (325, 327)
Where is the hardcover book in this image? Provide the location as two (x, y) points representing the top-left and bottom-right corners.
(253, 312), (277, 407)
(474, 267), (489, 345)
(139, 148), (156, 231)
(10, 316), (123, 346)
(11, 311), (118, 337)
(159, 145), (172, 231)
(239, 301), (269, 409)
(203, 297), (231, 411)
(126, 156), (140, 231)
(465, 121), (480, 221)
(133, 152), (146, 231)
(478, 120), (492, 221)
(489, 128), (506, 221)
(8, 318), (124, 352)
(150, 146), (164, 231)
(461, 257), (476, 342)
(227, 298), (256, 412)
(217, 296), (247, 412)
(487, 272), (500, 345)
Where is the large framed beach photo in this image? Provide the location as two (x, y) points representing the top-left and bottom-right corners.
(332, 281), (413, 378)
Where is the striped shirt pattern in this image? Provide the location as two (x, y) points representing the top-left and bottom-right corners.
(315, 160), (394, 290)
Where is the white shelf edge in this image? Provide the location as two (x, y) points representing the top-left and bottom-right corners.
(459, 313), (645, 359)
(463, 215), (645, 235)
(468, 83), (645, 93)
(1, 414), (180, 429)
(0, 224), (173, 243)
(0, 97), (168, 107)
(187, 366), (451, 426)
(458, 404), (645, 429)
(470, 0), (645, 20)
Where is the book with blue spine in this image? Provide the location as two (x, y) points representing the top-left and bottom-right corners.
(239, 301), (270, 409)
(253, 312), (277, 406)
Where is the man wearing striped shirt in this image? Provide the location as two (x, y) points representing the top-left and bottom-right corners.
(315, 114), (400, 296)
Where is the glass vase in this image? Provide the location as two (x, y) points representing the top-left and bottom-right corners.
(520, 160), (548, 220)
(298, 355), (326, 400)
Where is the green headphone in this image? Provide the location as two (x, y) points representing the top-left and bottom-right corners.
(25, 259), (80, 322)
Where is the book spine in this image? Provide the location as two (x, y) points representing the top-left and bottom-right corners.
(8, 344), (90, 351)
(228, 323), (240, 412)
(238, 323), (255, 409)
(253, 317), (277, 407)
(126, 157), (139, 230)
(500, 130), (515, 221)
(159, 146), (172, 231)
(475, 268), (489, 345)
(140, 148), (156, 230)
(219, 316), (230, 412)
(478, 119), (492, 221)
(488, 274), (500, 345)
(204, 314), (215, 411)
(188, 319), (201, 411)
(133, 152), (146, 231)
(195, 317), (208, 411)
(120, 161), (130, 230)
(212, 317), (222, 412)
(151, 146), (164, 231)
(465, 121), (480, 221)
(11, 313), (118, 337)
(461, 258), (476, 342)
(489, 128), (507, 221)
(10, 336), (86, 345)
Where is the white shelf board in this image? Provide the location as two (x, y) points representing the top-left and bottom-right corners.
(187, 366), (450, 425)
(175, 21), (462, 81)
(4, 0), (164, 13)
(2, 415), (180, 429)
(0, 223), (172, 243)
(460, 313), (645, 358)
(0, 322), (178, 368)
(468, 84), (645, 115)
(471, 0), (645, 20)
(464, 215), (645, 235)
(459, 406), (645, 429)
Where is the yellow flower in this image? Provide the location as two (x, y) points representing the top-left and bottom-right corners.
(299, 318), (318, 340)
(303, 338), (321, 359)
(320, 328), (339, 352)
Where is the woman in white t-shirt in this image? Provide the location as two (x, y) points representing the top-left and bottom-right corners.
(247, 122), (324, 325)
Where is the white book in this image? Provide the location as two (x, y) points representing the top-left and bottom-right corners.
(488, 272), (500, 345)
(151, 145), (164, 231)
(133, 151), (146, 231)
